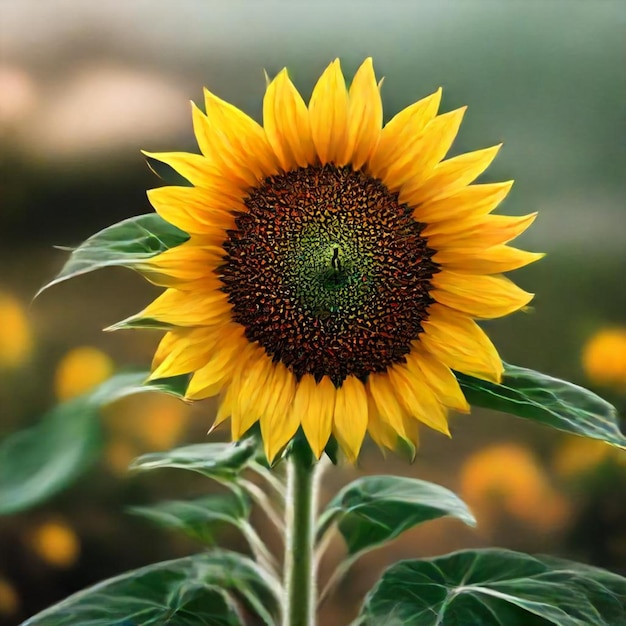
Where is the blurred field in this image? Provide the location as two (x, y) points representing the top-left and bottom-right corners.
(1, 1), (625, 624)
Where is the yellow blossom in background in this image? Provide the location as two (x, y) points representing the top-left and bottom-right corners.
(118, 57), (541, 463)
(54, 346), (114, 401)
(0, 577), (19, 617)
(137, 395), (191, 450)
(553, 436), (615, 479)
(582, 328), (626, 390)
(0, 291), (33, 369)
(29, 520), (80, 568)
(104, 394), (191, 473)
(104, 439), (141, 476)
(460, 443), (570, 533)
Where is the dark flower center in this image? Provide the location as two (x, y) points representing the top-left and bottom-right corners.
(220, 165), (439, 387)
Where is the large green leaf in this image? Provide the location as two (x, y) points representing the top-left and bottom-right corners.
(129, 494), (251, 546)
(36, 213), (188, 296)
(0, 396), (102, 516)
(130, 438), (259, 482)
(318, 475), (476, 557)
(23, 551), (282, 626)
(357, 548), (626, 626)
(0, 372), (173, 516)
(457, 363), (626, 448)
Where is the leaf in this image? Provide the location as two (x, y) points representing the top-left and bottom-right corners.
(0, 372), (168, 516)
(36, 213), (189, 296)
(357, 548), (626, 626)
(23, 551), (282, 626)
(0, 397), (102, 516)
(130, 438), (259, 482)
(457, 363), (626, 448)
(318, 475), (475, 557)
(129, 494), (251, 546)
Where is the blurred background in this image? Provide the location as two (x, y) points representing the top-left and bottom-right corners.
(1, 1), (625, 624)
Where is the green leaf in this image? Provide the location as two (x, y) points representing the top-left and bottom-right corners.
(0, 397), (102, 516)
(37, 213), (189, 296)
(457, 363), (626, 448)
(129, 494), (251, 546)
(0, 372), (168, 516)
(357, 548), (626, 626)
(83, 370), (189, 402)
(23, 551), (282, 626)
(318, 475), (475, 557)
(130, 438), (259, 482)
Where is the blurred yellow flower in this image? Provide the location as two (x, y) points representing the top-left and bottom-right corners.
(30, 520), (80, 568)
(553, 436), (614, 479)
(0, 577), (19, 617)
(582, 327), (626, 389)
(0, 291), (33, 369)
(460, 443), (570, 532)
(104, 394), (191, 474)
(104, 439), (140, 475)
(54, 346), (114, 401)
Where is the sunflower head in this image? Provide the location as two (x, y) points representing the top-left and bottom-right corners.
(130, 58), (541, 463)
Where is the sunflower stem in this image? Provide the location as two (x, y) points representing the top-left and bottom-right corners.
(282, 442), (319, 626)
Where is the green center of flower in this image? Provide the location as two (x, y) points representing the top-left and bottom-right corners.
(220, 165), (439, 387)
(288, 221), (372, 318)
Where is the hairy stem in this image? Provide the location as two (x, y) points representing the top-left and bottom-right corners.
(282, 445), (319, 626)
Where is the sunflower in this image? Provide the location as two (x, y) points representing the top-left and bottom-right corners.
(128, 58), (541, 463)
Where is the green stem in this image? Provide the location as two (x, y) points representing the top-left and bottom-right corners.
(282, 445), (318, 626)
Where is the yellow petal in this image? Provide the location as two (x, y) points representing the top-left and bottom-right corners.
(368, 88), (442, 178)
(332, 376), (368, 463)
(405, 346), (470, 413)
(420, 303), (503, 382)
(151, 330), (179, 370)
(137, 240), (224, 286)
(212, 383), (237, 431)
(128, 288), (231, 328)
(426, 212), (538, 251)
(264, 69), (316, 170)
(367, 373), (408, 439)
(231, 347), (272, 439)
(301, 376), (335, 459)
(309, 59), (348, 164)
(185, 331), (250, 401)
(339, 58), (382, 169)
(142, 150), (219, 190)
(386, 364), (450, 436)
(413, 181), (513, 224)
(434, 245), (545, 274)
(191, 103), (254, 188)
(260, 364), (298, 463)
(195, 93), (279, 185)
(365, 390), (398, 451)
(234, 348), (273, 420)
(147, 186), (240, 235)
(432, 271), (534, 319)
(149, 327), (219, 380)
(381, 107), (466, 192)
(400, 145), (502, 206)
(401, 413), (420, 451)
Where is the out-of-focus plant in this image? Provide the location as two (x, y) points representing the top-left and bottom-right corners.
(27, 520), (81, 570)
(460, 443), (570, 534)
(3, 59), (625, 625)
(0, 292), (33, 370)
(582, 328), (626, 390)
